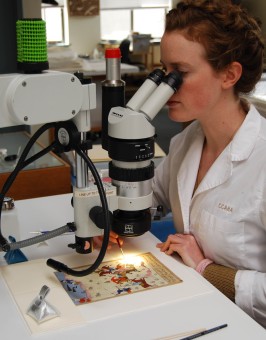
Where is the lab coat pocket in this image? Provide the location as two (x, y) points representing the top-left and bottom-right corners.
(196, 209), (245, 268)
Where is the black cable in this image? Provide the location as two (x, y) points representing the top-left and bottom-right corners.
(1, 123), (111, 277)
(21, 142), (57, 168)
(1, 123), (55, 196)
(0, 123), (56, 251)
(47, 145), (111, 276)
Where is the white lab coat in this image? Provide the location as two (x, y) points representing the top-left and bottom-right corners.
(152, 104), (266, 328)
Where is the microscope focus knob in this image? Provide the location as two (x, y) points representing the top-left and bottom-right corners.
(89, 206), (113, 229)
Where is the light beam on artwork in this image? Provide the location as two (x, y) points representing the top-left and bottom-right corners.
(120, 254), (143, 267)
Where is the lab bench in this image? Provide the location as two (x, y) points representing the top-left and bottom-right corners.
(0, 193), (265, 340)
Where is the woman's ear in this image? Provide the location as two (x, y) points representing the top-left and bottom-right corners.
(222, 62), (242, 89)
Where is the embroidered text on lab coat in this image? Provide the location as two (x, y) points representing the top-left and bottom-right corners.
(218, 203), (233, 213)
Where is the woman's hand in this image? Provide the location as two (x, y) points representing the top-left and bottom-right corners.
(156, 233), (205, 269)
(93, 230), (123, 250)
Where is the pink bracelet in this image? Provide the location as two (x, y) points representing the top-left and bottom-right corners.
(196, 259), (213, 275)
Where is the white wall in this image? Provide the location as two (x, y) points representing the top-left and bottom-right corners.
(68, 15), (101, 55)
(67, 0), (177, 56)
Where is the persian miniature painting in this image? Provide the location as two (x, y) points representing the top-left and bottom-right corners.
(54, 252), (182, 305)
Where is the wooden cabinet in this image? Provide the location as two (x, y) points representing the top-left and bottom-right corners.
(0, 132), (71, 200)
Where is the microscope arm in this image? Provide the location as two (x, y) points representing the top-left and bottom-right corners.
(0, 71), (111, 266)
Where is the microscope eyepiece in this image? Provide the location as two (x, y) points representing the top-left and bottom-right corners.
(126, 69), (165, 112)
(147, 68), (165, 86)
(162, 70), (183, 92)
(139, 70), (183, 121)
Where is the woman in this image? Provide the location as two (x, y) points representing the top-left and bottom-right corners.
(154, 0), (266, 328)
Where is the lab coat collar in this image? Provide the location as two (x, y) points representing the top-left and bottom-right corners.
(230, 104), (261, 161)
(196, 104), (262, 193)
(177, 124), (204, 230)
(177, 104), (262, 230)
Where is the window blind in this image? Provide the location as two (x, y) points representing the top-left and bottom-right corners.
(100, 0), (170, 10)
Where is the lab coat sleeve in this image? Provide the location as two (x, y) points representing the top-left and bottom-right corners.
(235, 196), (266, 328)
(235, 270), (266, 328)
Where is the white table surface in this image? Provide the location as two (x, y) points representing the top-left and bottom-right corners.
(0, 194), (265, 340)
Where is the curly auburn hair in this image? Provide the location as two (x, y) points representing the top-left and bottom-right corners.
(165, 0), (264, 94)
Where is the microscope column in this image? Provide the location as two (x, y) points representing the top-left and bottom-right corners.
(101, 48), (125, 150)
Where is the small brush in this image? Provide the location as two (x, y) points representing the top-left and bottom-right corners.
(116, 238), (125, 258)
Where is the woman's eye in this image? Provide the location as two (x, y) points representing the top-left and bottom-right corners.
(179, 70), (188, 77)
(159, 65), (187, 76)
